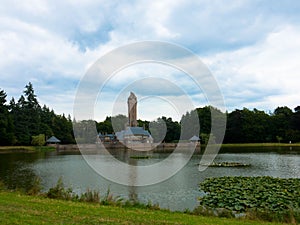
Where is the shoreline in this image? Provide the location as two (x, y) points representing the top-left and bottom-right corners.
(0, 146), (56, 154)
(220, 143), (300, 147)
(0, 142), (300, 154)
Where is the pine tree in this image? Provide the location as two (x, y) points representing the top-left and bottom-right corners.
(11, 95), (30, 144)
(23, 82), (41, 136)
(0, 89), (15, 145)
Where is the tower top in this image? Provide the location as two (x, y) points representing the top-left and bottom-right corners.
(128, 92), (136, 100)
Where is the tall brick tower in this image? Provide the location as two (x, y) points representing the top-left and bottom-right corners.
(127, 92), (138, 127)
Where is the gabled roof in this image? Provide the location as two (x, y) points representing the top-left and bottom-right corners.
(189, 135), (200, 141)
(115, 127), (152, 141)
(124, 127), (151, 136)
(46, 136), (61, 143)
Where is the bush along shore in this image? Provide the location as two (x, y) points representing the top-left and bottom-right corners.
(196, 176), (300, 223)
(0, 176), (299, 224)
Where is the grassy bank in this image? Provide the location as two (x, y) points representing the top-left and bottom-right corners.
(0, 191), (286, 225)
(220, 143), (300, 148)
(0, 146), (55, 153)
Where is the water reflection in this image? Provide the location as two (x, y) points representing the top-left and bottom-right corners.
(0, 153), (42, 191)
(128, 157), (138, 201)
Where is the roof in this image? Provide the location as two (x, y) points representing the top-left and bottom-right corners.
(98, 133), (115, 137)
(116, 127), (152, 141)
(46, 136), (61, 143)
(124, 127), (151, 136)
(115, 131), (124, 141)
(189, 135), (200, 141)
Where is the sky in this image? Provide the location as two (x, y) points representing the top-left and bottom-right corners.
(1, 0), (300, 121)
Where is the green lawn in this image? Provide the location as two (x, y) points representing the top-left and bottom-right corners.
(0, 146), (55, 153)
(0, 191), (287, 225)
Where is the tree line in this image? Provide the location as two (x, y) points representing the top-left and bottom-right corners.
(1, 83), (300, 145)
(97, 107), (300, 144)
(0, 83), (75, 145)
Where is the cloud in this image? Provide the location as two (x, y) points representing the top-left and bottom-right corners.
(1, 0), (300, 121)
(205, 25), (300, 111)
(0, 16), (88, 116)
(0, 1), (108, 114)
(165, 0), (300, 53)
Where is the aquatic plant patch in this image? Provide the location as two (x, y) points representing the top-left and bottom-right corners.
(197, 176), (300, 222)
(199, 161), (250, 167)
(130, 155), (151, 159)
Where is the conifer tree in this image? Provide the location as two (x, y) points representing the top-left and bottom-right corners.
(0, 89), (15, 145)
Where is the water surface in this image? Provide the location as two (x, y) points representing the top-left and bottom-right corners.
(0, 147), (299, 211)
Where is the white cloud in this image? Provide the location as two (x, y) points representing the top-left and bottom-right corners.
(205, 25), (300, 111)
(0, 16), (93, 78)
(1, 0), (300, 121)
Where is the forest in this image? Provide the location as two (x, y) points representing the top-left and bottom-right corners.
(0, 82), (300, 145)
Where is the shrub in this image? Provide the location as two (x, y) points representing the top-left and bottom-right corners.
(27, 177), (42, 195)
(80, 189), (100, 203)
(46, 177), (76, 200)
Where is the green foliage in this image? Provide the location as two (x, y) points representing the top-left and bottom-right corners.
(45, 179), (156, 209)
(96, 116), (113, 134)
(124, 199), (161, 211)
(246, 208), (299, 223)
(130, 155), (151, 159)
(205, 161), (250, 167)
(46, 177), (76, 201)
(0, 89), (15, 145)
(31, 134), (45, 146)
(225, 108), (271, 143)
(2, 83), (300, 145)
(46, 178), (122, 206)
(100, 187), (123, 206)
(3, 83), (75, 145)
(200, 133), (210, 144)
(276, 136), (282, 143)
(27, 177), (42, 196)
(0, 180), (6, 191)
(160, 116), (180, 142)
(73, 120), (97, 144)
(79, 189), (100, 203)
(137, 119), (149, 130)
(193, 205), (234, 218)
(111, 114), (128, 132)
(197, 176), (300, 223)
(149, 117), (167, 143)
(51, 113), (74, 143)
(180, 110), (199, 140)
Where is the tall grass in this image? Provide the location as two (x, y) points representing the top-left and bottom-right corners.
(46, 178), (124, 206)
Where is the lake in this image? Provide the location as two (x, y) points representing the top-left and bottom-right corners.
(0, 147), (299, 211)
